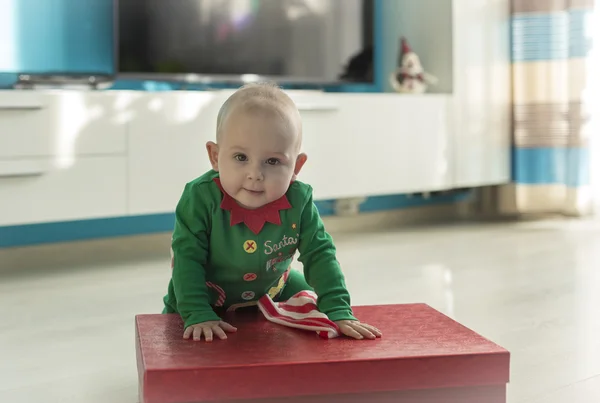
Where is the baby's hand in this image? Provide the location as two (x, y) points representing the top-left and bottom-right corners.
(183, 320), (237, 342)
(334, 320), (382, 340)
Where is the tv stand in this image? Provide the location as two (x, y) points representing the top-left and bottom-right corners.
(13, 74), (114, 90)
(0, 89), (508, 228)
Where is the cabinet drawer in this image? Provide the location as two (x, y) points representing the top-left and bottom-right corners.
(0, 91), (128, 160)
(0, 156), (127, 226)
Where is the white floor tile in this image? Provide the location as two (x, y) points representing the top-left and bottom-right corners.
(1, 219), (600, 403)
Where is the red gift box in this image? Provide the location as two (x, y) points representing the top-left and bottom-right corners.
(136, 303), (509, 403)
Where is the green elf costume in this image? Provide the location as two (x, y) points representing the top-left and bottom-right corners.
(163, 170), (357, 330)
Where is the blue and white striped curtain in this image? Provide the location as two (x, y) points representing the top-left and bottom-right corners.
(501, 0), (598, 215)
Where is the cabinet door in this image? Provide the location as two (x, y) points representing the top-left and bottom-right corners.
(299, 94), (453, 200)
(127, 92), (225, 215)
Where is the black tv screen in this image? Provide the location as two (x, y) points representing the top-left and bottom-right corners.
(118, 0), (374, 84)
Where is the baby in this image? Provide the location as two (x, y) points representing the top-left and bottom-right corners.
(163, 82), (381, 342)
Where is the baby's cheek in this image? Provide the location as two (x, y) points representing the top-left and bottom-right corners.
(272, 169), (293, 184)
(265, 172), (290, 194)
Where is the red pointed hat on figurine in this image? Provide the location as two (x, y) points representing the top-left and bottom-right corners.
(389, 37), (438, 94)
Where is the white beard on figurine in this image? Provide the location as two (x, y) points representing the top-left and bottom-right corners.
(390, 37), (437, 94)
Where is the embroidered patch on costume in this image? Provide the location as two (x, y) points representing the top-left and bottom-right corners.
(264, 234), (299, 256)
(241, 291), (255, 300)
(266, 251), (296, 272)
(244, 240), (257, 253)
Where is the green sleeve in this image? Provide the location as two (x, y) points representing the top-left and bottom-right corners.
(171, 183), (221, 328)
(296, 188), (357, 322)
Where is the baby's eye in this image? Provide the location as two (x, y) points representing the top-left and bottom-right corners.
(266, 158), (280, 166)
(234, 154), (248, 162)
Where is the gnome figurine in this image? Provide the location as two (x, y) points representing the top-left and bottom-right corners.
(389, 37), (437, 94)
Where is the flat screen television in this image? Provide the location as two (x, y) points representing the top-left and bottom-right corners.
(118, 0), (374, 85)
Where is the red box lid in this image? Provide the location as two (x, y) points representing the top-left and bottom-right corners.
(136, 303), (509, 403)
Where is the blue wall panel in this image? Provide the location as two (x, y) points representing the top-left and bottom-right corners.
(0, 0), (115, 76)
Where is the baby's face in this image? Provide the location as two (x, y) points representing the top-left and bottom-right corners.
(209, 108), (304, 209)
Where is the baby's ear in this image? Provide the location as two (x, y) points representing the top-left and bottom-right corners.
(206, 141), (219, 171)
(293, 153), (308, 179)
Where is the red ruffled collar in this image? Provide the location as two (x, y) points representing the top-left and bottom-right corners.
(213, 178), (292, 235)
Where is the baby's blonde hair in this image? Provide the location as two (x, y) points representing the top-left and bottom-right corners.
(216, 82), (302, 147)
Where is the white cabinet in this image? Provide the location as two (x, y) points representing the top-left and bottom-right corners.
(0, 77), (509, 227)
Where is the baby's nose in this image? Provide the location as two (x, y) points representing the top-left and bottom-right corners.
(247, 166), (264, 181)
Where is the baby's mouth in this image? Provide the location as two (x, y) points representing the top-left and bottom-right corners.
(244, 188), (264, 195)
